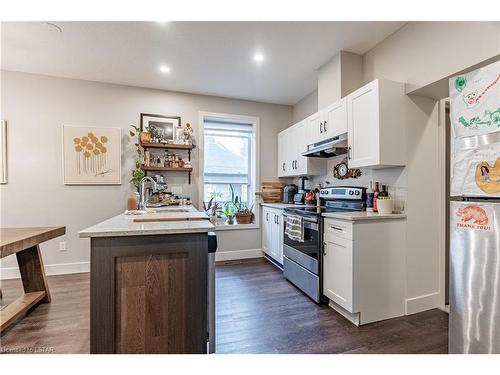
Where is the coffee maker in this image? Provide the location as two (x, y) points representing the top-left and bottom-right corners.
(282, 184), (298, 204)
(293, 176), (308, 205)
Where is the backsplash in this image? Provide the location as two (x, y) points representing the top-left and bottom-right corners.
(287, 155), (407, 212)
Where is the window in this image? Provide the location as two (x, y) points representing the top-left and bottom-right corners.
(201, 114), (257, 209)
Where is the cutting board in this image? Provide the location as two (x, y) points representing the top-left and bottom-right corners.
(133, 211), (209, 223)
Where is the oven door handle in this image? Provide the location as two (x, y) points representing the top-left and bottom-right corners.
(283, 213), (318, 224)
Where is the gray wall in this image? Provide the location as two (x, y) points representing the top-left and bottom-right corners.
(292, 89), (318, 123)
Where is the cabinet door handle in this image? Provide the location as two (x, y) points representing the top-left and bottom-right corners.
(330, 225), (344, 231)
(319, 121), (323, 133)
(347, 146), (352, 160)
(282, 162), (285, 171)
(266, 212), (269, 221)
(323, 120), (327, 132)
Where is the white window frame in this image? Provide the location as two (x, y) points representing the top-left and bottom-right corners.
(198, 111), (260, 230)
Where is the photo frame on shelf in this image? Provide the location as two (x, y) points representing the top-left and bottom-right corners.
(62, 125), (122, 185)
(140, 113), (181, 142)
(0, 120), (7, 184)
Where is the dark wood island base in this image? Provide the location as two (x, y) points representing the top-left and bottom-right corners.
(90, 233), (208, 354)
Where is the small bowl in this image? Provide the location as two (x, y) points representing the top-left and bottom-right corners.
(377, 199), (394, 214)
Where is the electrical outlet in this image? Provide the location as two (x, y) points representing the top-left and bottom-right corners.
(171, 185), (183, 195)
(59, 241), (67, 252)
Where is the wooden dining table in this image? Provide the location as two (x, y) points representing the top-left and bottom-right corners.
(0, 226), (65, 333)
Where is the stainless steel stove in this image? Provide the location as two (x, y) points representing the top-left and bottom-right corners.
(282, 186), (366, 303)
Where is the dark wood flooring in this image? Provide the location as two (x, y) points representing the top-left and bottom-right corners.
(0, 258), (448, 354)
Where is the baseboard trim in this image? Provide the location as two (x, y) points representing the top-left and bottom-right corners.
(0, 261), (90, 280)
(405, 291), (441, 315)
(215, 248), (263, 262)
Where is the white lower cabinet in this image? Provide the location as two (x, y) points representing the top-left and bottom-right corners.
(323, 217), (406, 325)
(262, 207), (284, 264)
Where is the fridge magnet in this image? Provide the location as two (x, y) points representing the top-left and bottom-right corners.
(449, 60), (500, 138)
(0, 120), (7, 184)
(333, 158), (361, 180)
(62, 125), (122, 185)
(475, 158), (500, 194)
(454, 204), (493, 232)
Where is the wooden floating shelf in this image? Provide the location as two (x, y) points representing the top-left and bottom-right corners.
(141, 166), (193, 172)
(140, 142), (195, 150)
(141, 165), (193, 183)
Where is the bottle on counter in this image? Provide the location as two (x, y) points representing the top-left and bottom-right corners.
(366, 181), (374, 212)
(144, 150), (150, 167)
(373, 181), (380, 213)
(380, 185), (389, 198)
(127, 192), (139, 211)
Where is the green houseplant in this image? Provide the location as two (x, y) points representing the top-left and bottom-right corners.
(221, 203), (235, 225)
(129, 125), (145, 190)
(230, 185), (254, 224)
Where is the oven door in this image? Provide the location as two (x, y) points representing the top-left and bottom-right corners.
(282, 214), (320, 274)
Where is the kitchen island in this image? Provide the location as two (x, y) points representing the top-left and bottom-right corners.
(80, 206), (214, 354)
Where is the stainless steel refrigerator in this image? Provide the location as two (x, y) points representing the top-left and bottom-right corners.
(449, 60), (500, 354)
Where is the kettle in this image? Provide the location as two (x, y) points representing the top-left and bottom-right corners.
(305, 191), (316, 205)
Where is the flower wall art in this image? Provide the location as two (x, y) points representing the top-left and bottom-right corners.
(62, 125), (122, 185)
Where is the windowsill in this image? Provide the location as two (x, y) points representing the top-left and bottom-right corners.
(214, 223), (260, 231)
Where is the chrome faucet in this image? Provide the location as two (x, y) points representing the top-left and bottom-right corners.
(138, 176), (158, 210)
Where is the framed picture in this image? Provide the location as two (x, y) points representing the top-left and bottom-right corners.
(0, 120), (7, 184)
(62, 125), (122, 185)
(140, 113), (181, 142)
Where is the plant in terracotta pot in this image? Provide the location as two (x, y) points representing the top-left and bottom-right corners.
(230, 185), (254, 224)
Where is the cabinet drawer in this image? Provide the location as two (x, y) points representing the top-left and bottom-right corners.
(324, 219), (353, 241)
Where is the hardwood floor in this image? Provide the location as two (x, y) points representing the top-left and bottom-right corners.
(0, 258), (448, 354)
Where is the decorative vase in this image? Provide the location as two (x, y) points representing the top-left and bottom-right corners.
(140, 131), (151, 143)
(235, 212), (252, 224)
(226, 216), (234, 225)
(209, 214), (217, 225)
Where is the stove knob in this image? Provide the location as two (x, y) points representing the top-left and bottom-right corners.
(355, 191), (360, 195)
(349, 191), (354, 195)
(324, 190), (329, 195)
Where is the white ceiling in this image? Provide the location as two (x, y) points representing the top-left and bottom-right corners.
(1, 21), (405, 105)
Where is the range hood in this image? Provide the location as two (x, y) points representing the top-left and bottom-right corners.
(302, 134), (348, 158)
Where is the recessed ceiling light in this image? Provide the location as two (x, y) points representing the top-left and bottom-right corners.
(159, 65), (171, 74)
(253, 53), (265, 63)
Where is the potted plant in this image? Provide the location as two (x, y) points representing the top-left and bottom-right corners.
(230, 185), (254, 224)
(203, 197), (222, 225)
(221, 203), (235, 225)
(129, 125), (145, 190)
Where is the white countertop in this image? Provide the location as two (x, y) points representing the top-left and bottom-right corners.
(260, 202), (306, 209)
(79, 205), (215, 238)
(322, 211), (407, 221)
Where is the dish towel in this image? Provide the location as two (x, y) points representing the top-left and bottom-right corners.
(285, 215), (304, 242)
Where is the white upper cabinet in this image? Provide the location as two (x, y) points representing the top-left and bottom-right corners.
(322, 97), (347, 140)
(346, 79), (407, 169)
(277, 120), (325, 177)
(308, 97), (348, 145)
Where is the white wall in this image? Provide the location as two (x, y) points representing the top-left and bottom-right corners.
(0, 71), (292, 277)
(292, 89), (318, 123)
(363, 21), (500, 312)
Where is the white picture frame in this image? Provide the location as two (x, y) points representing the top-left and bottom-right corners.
(0, 120), (7, 184)
(62, 125), (122, 185)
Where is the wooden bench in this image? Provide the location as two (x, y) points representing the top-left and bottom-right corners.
(0, 227), (65, 333)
